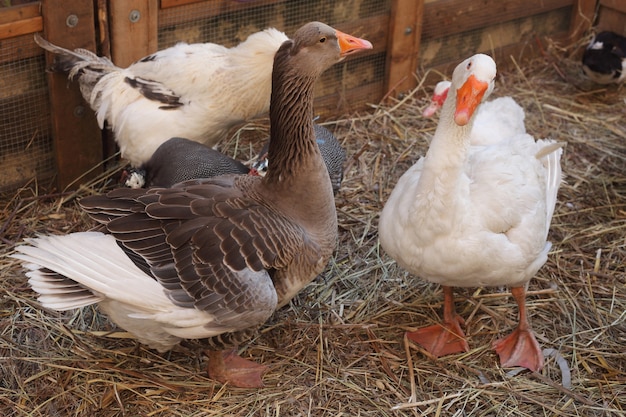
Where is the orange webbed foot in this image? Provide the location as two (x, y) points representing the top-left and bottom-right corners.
(493, 327), (544, 372)
(206, 349), (268, 388)
(406, 316), (469, 357)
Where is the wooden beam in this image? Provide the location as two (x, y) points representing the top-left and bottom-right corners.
(600, 0), (626, 14)
(0, 16), (42, 40)
(421, 0), (573, 40)
(160, 0), (205, 8)
(569, 0), (597, 41)
(0, 2), (40, 24)
(385, 0), (423, 97)
(0, 3), (42, 40)
(109, 0), (158, 67)
(41, 0), (103, 190)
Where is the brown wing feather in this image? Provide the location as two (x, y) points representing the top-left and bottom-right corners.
(78, 176), (316, 328)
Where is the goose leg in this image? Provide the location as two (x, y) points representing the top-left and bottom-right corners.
(406, 286), (470, 357)
(206, 349), (268, 388)
(492, 286), (544, 371)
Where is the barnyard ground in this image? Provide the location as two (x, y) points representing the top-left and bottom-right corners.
(1, 38), (625, 416)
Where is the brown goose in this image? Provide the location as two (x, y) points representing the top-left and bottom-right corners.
(14, 22), (372, 388)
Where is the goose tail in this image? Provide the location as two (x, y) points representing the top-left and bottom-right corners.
(11, 232), (170, 312)
(536, 140), (566, 233)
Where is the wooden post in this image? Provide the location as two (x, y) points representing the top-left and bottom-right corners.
(597, 0), (626, 34)
(41, 0), (103, 190)
(569, 0), (597, 42)
(109, 0), (159, 67)
(385, 0), (424, 97)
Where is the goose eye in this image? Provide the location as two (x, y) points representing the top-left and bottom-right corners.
(466, 62), (472, 70)
(319, 37), (326, 43)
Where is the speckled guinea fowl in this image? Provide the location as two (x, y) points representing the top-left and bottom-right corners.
(14, 22), (372, 388)
(123, 137), (250, 188)
(123, 124), (346, 194)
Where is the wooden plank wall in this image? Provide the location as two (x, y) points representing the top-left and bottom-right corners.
(385, 0), (423, 96)
(596, 0), (626, 34)
(0, 2), (104, 192)
(418, 0), (589, 79)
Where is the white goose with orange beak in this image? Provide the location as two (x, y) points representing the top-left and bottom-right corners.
(379, 54), (564, 372)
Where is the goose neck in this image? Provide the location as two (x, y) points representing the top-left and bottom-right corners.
(264, 63), (319, 185)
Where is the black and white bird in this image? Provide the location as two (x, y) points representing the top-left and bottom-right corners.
(35, 28), (289, 166)
(16, 22), (372, 388)
(582, 31), (626, 84)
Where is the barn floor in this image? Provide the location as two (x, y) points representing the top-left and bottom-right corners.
(1, 41), (625, 416)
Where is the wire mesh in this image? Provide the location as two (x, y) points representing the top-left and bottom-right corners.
(158, 0), (390, 111)
(0, 33), (53, 194)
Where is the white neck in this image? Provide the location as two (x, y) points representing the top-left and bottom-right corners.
(417, 88), (474, 204)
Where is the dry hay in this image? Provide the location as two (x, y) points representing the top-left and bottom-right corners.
(1, 40), (625, 416)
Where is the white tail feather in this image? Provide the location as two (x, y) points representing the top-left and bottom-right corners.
(12, 232), (222, 351)
(536, 140), (565, 233)
(13, 232), (174, 312)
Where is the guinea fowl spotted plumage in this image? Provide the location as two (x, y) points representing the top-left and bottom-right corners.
(34, 28), (289, 167)
(15, 22), (372, 388)
(582, 31), (626, 84)
(124, 124), (347, 194)
(378, 54), (564, 372)
(123, 137), (251, 189)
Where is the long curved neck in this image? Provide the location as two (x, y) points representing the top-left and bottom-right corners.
(264, 48), (321, 187)
(260, 45), (335, 233)
(417, 89), (475, 211)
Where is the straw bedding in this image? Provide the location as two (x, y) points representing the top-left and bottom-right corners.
(0, 40), (624, 416)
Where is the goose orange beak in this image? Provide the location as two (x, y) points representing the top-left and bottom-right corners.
(336, 30), (373, 57)
(454, 74), (489, 126)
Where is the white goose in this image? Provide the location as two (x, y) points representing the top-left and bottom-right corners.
(35, 28), (289, 167)
(379, 54), (564, 371)
(423, 80), (526, 146)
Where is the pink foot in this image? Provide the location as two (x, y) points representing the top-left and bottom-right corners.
(206, 349), (268, 388)
(407, 286), (470, 357)
(492, 286), (545, 372)
(407, 318), (469, 357)
(493, 327), (544, 371)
